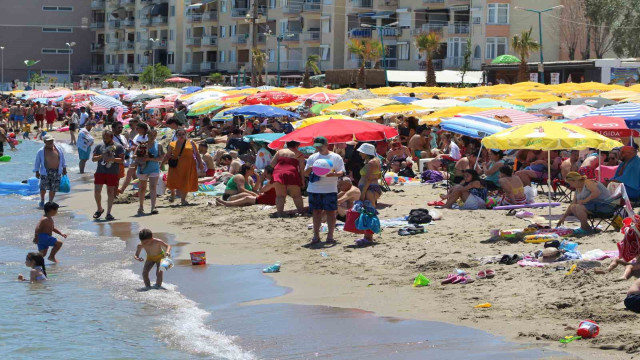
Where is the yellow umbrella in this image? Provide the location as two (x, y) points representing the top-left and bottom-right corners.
(187, 98), (224, 115)
(418, 106), (492, 125)
(362, 104), (432, 119)
(274, 101), (300, 110)
(292, 115), (358, 129)
(322, 98), (396, 114)
(599, 89), (640, 101)
(370, 86), (412, 96)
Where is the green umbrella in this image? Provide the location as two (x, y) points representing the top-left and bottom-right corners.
(310, 103), (331, 115)
(491, 54), (521, 64)
(187, 105), (223, 116)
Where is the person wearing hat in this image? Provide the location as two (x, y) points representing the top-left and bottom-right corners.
(611, 145), (640, 200)
(33, 135), (67, 207)
(557, 171), (614, 234)
(354, 142), (382, 246)
(303, 136), (345, 246)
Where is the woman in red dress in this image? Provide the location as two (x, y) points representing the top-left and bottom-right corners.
(270, 140), (305, 217)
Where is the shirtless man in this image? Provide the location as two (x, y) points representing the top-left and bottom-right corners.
(34, 101), (45, 130)
(198, 142), (215, 178)
(498, 165), (527, 205)
(624, 277), (640, 313)
(579, 151), (607, 180)
(408, 126), (431, 160)
(336, 178), (361, 222)
(452, 152), (479, 183)
(34, 135), (67, 207)
(33, 201), (67, 263)
(560, 150), (581, 179)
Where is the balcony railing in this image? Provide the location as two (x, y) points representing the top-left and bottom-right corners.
(448, 22), (470, 35)
(379, 58), (397, 69)
(348, 27), (372, 38)
(184, 63), (200, 73)
(281, 60), (303, 71)
(303, 1), (321, 11)
(91, 43), (105, 52)
(152, 16), (168, 25)
(282, 32), (300, 41)
(201, 62), (217, 71)
(412, 23), (447, 35)
(419, 59), (443, 71)
(257, 33), (267, 43)
(203, 11), (218, 21)
(423, 0), (444, 3)
(107, 41), (119, 50)
(283, 3), (302, 13)
(380, 27), (399, 36)
(118, 41), (135, 50)
(186, 37), (202, 46)
(136, 64), (149, 73)
(231, 8), (248, 17)
(232, 34), (248, 44)
(304, 31), (321, 41)
(91, 0), (105, 9)
(351, 0), (373, 8)
(202, 35), (218, 46)
(153, 39), (168, 48)
(187, 13), (203, 22)
(123, 18), (135, 27)
(444, 57), (463, 68)
(90, 22), (105, 29)
(120, 0), (135, 6)
(140, 18), (151, 26)
(91, 64), (104, 73)
(108, 20), (121, 28)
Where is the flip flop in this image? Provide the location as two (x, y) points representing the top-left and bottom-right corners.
(485, 269), (495, 279)
(477, 270), (487, 280)
(451, 275), (465, 284)
(93, 210), (104, 219)
(150, 209), (159, 215)
(105, 214), (115, 221)
(507, 254), (521, 265)
(325, 238), (338, 245)
(499, 254), (511, 265)
(460, 276), (475, 284)
(428, 201), (445, 206)
(302, 238), (322, 248)
(441, 274), (457, 285)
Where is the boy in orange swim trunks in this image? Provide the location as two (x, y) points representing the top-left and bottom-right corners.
(134, 228), (171, 289)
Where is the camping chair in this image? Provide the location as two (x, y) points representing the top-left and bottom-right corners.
(587, 194), (625, 232)
(552, 179), (574, 203)
(436, 160), (457, 192)
(379, 163), (391, 192)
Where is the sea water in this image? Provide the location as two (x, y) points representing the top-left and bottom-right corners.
(0, 140), (573, 359)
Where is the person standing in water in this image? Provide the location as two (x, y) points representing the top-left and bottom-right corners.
(33, 135), (67, 208)
(33, 202), (66, 263)
(134, 228), (171, 289)
(17, 252), (48, 282)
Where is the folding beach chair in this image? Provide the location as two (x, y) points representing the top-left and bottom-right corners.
(552, 179), (574, 203)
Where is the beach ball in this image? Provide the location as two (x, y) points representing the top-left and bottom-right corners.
(312, 159), (333, 177)
(485, 197), (498, 209)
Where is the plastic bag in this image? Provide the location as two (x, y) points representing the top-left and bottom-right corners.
(524, 186), (537, 203)
(356, 211), (381, 234)
(58, 175), (70, 193)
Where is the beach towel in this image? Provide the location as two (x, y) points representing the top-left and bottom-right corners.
(421, 170), (443, 184)
(618, 222), (640, 262)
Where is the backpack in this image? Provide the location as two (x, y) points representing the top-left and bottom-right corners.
(407, 208), (432, 224)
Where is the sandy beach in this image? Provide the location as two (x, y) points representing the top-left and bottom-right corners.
(56, 134), (639, 360)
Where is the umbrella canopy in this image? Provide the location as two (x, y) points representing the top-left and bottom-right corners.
(243, 133), (285, 144)
(268, 119), (398, 149)
(481, 121), (623, 151)
(212, 106), (239, 122)
(335, 89), (376, 102)
(224, 104), (300, 118)
(125, 93), (162, 102)
(89, 95), (127, 110)
(63, 91), (99, 104)
(182, 86), (203, 94)
(566, 116), (638, 138)
(568, 97), (616, 108)
(44, 89), (71, 98)
(580, 103), (640, 129)
(390, 96), (420, 104)
(441, 115), (511, 138)
(599, 89), (640, 101)
(539, 105), (595, 120)
(491, 54), (521, 64)
(187, 98), (224, 116)
(296, 92), (340, 104)
(145, 98), (174, 109)
(292, 115), (358, 129)
(322, 98), (396, 114)
(182, 90), (227, 104)
(362, 104), (432, 119)
(472, 108), (544, 126)
(310, 103), (331, 115)
(164, 77), (192, 83)
(465, 98), (526, 110)
(412, 98), (464, 109)
(418, 106), (490, 125)
(240, 91), (298, 105)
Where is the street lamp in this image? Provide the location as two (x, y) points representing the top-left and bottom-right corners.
(66, 42), (76, 88)
(149, 38), (159, 86)
(263, 28), (272, 85)
(0, 46), (4, 94)
(276, 33), (295, 87)
(361, 22), (398, 87)
(514, 5), (563, 84)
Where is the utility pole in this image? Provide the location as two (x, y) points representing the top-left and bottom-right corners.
(250, 0), (258, 87)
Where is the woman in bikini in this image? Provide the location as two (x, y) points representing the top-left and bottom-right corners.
(498, 165), (527, 205)
(216, 165), (277, 207)
(270, 140), (305, 217)
(440, 169), (486, 209)
(221, 163), (258, 202)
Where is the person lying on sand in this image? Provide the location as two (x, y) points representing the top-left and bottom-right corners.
(216, 165), (276, 207)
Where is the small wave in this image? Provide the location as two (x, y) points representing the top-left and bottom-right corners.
(57, 143), (76, 154)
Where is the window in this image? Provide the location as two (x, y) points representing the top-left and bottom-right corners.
(42, 27), (73, 33)
(42, 6), (73, 11)
(167, 52), (175, 65)
(170, 30), (175, 40)
(268, 49), (275, 62)
(231, 25), (236, 36)
(41, 48), (73, 55)
(473, 45), (481, 59)
(230, 50), (236, 62)
(487, 4), (508, 24)
(397, 42), (409, 60)
(186, 28), (192, 38)
(220, 26), (226, 38)
(472, 16), (481, 24)
(398, 12), (411, 29)
(220, 0), (227, 13)
(321, 46), (330, 61)
(447, 37), (466, 58)
(220, 51), (226, 62)
(170, 5), (175, 16)
(185, 52), (192, 63)
(321, 19), (330, 33)
(485, 37), (507, 59)
(269, 0), (276, 9)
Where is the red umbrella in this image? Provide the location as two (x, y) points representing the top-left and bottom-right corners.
(164, 77), (192, 83)
(566, 116), (639, 138)
(241, 91), (298, 105)
(268, 119), (398, 149)
(63, 93), (94, 104)
(297, 92), (339, 104)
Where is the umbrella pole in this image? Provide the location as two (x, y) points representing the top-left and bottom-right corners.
(598, 149), (602, 183)
(474, 143), (484, 171)
(547, 151), (552, 228)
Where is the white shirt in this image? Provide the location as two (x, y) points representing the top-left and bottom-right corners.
(132, 134), (148, 145)
(112, 80), (120, 88)
(449, 142), (461, 160)
(77, 128), (94, 152)
(79, 112), (89, 127)
(305, 151), (345, 194)
(101, 80), (109, 89)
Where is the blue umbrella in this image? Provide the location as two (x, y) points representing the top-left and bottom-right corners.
(391, 96), (419, 104)
(224, 105), (300, 118)
(243, 133), (285, 143)
(182, 86), (203, 94)
(440, 115), (511, 138)
(579, 103), (640, 129)
(234, 86), (253, 90)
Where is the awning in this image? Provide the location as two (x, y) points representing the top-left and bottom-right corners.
(357, 12), (376, 17)
(372, 11), (395, 19)
(386, 70), (483, 84)
(396, 8), (410, 13)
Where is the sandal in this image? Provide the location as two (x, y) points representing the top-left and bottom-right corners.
(451, 275), (465, 284)
(302, 238), (322, 248)
(477, 270), (487, 280)
(150, 209), (159, 215)
(441, 274), (457, 285)
(105, 214), (115, 221)
(137, 208), (145, 216)
(428, 200), (445, 206)
(354, 238), (371, 247)
(460, 276), (475, 284)
(325, 238), (338, 245)
(485, 269), (495, 279)
(93, 209), (104, 219)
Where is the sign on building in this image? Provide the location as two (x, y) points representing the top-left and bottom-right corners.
(550, 73), (560, 85)
(610, 68), (640, 86)
(529, 73), (538, 82)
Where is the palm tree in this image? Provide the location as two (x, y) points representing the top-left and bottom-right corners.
(302, 55), (320, 88)
(414, 32), (441, 86)
(363, 39), (383, 70)
(511, 28), (540, 83)
(347, 39), (383, 89)
(252, 47), (267, 86)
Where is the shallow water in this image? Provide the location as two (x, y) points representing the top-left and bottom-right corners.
(0, 140), (574, 359)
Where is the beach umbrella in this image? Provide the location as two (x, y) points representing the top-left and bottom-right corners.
(568, 97), (616, 108)
(269, 119), (398, 149)
(482, 121), (623, 226)
(257, 85), (275, 90)
(539, 105), (594, 120)
(292, 115), (358, 129)
(44, 89), (71, 98)
(391, 96), (420, 104)
(335, 89), (376, 102)
(25, 90), (49, 100)
(224, 104), (300, 118)
(125, 93), (162, 102)
(182, 90), (227, 103)
(187, 98), (224, 116)
(311, 103), (331, 115)
(491, 54), (520, 64)
(240, 91), (298, 105)
(89, 95), (127, 110)
(440, 115), (511, 138)
(579, 103), (640, 129)
(566, 116), (639, 138)
(465, 98), (526, 110)
(297, 92), (339, 104)
(599, 89), (640, 101)
(164, 77), (192, 83)
(472, 108), (544, 126)
(412, 98), (464, 109)
(145, 98), (174, 109)
(418, 106), (490, 125)
(64, 91), (99, 103)
(370, 86), (412, 96)
(243, 133), (285, 144)
(323, 98), (396, 114)
(182, 86), (203, 94)
(362, 104), (432, 119)
(274, 102), (300, 110)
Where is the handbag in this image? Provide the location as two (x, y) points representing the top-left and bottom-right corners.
(58, 175), (70, 193)
(343, 209), (374, 235)
(168, 140), (186, 168)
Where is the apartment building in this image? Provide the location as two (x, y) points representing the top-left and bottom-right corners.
(91, 0), (565, 79)
(0, 1), (92, 83)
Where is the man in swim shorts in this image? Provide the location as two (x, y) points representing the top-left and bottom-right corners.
(33, 202), (67, 263)
(34, 135), (67, 207)
(625, 278), (640, 313)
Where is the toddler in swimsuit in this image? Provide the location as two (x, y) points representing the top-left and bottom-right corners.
(134, 228), (172, 289)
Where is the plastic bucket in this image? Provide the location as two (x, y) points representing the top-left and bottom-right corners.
(190, 251), (206, 265)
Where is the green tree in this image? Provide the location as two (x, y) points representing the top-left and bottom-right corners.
(414, 32), (441, 86)
(612, 0), (640, 57)
(584, 0), (624, 59)
(511, 28), (540, 83)
(209, 72), (223, 84)
(139, 64), (172, 84)
(302, 55), (320, 88)
(459, 38), (472, 87)
(116, 75), (128, 86)
(347, 39), (382, 89)
(251, 48), (266, 86)
(30, 73), (46, 84)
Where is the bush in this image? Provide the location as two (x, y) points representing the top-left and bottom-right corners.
(139, 64), (172, 84)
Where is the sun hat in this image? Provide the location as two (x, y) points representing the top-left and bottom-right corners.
(541, 247), (560, 263)
(565, 172), (586, 182)
(43, 135), (54, 142)
(357, 143), (377, 157)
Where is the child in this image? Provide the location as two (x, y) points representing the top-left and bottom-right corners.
(22, 123), (31, 140)
(134, 228), (171, 289)
(608, 256), (640, 281)
(17, 252), (48, 282)
(33, 202), (66, 263)
(625, 278), (640, 313)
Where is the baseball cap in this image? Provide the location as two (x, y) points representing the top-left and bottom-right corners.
(313, 136), (328, 147)
(43, 135), (54, 142)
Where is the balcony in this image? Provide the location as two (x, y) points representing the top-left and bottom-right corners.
(419, 59), (443, 71)
(232, 34), (248, 44)
(91, 64), (104, 73)
(412, 23), (446, 36)
(202, 35), (218, 46)
(282, 32), (300, 41)
(448, 22), (470, 35)
(380, 27), (399, 36)
(91, 0), (105, 9)
(153, 39), (168, 48)
(152, 16), (168, 25)
(303, 1), (321, 11)
(203, 11), (218, 21)
(379, 58), (397, 69)
(108, 20), (122, 28)
(120, 0), (135, 6)
(257, 33), (267, 43)
(281, 60), (303, 71)
(348, 27), (372, 38)
(351, 0), (373, 8)
(90, 21), (105, 29)
(187, 13), (203, 23)
(444, 57), (463, 68)
(123, 18), (135, 27)
(140, 18), (151, 26)
(184, 63), (197, 72)
(91, 43), (105, 52)
(186, 37), (202, 46)
(201, 62), (217, 71)
(304, 31), (321, 41)
(283, 3), (302, 14)
(231, 8), (248, 18)
(107, 41), (119, 50)
(118, 41), (135, 51)
(378, 0), (397, 6)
